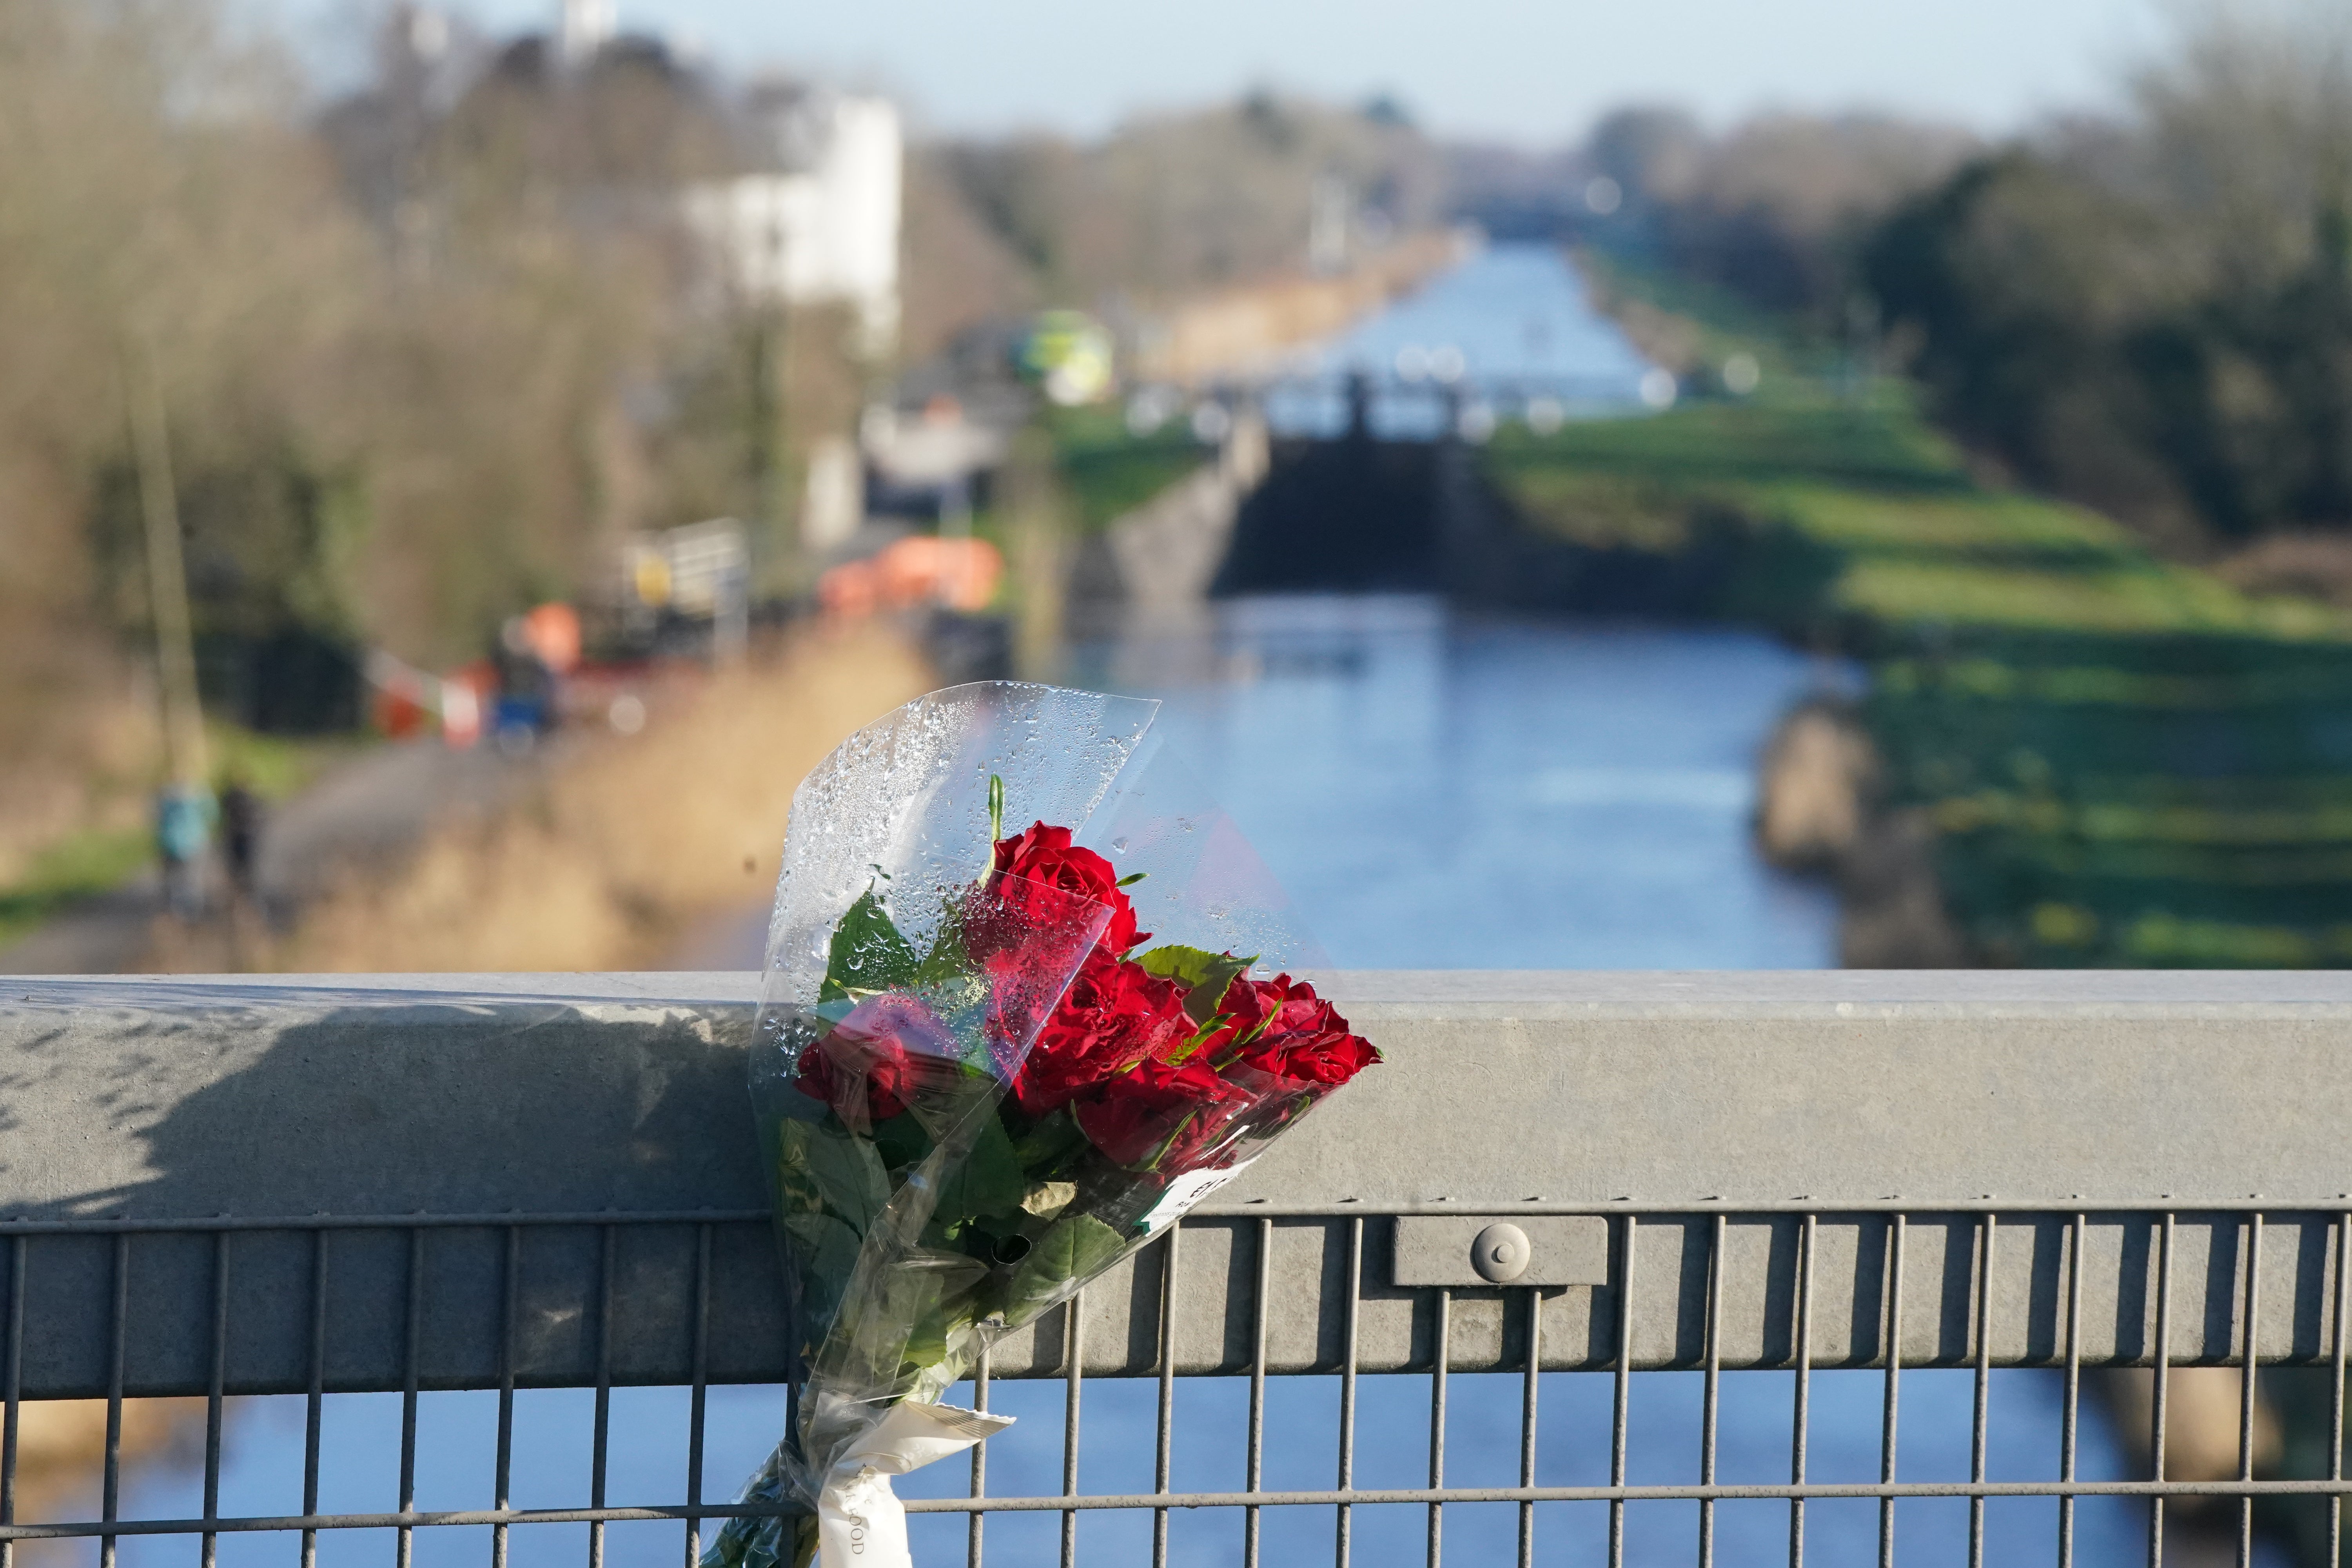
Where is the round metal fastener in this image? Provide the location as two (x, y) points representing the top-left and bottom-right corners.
(1471, 1221), (1532, 1284)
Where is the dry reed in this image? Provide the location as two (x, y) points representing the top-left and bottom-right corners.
(271, 623), (931, 973)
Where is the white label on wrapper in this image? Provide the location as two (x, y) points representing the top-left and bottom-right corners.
(817, 1402), (1013, 1568)
(1139, 1158), (1258, 1234)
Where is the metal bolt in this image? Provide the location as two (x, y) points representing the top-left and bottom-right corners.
(1471, 1221), (1532, 1283)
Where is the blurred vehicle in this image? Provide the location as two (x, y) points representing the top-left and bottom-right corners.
(1017, 311), (1115, 406)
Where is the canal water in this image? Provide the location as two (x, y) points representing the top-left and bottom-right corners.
(1262, 241), (1657, 438)
(1067, 593), (1839, 968)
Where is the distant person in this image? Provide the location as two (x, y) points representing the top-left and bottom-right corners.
(154, 783), (216, 920)
(218, 776), (262, 903)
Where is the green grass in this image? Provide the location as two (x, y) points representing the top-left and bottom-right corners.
(0, 722), (360, 953)
(1041, 405), (1213, 533)
(1487, 396), (2352, 646)
(1751, 485), (2131, 560)
(209, 721), (358, 800)
(1486, 395), (1969, 495)
(0, 827), (151, 950)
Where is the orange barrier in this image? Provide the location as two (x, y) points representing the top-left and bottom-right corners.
(820, 536), (1003, 617)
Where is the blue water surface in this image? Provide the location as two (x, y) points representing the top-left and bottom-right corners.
(1072, 594), (1841, 969)
(1261, 241), (1655, 437)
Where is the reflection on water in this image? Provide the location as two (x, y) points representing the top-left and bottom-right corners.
(1070, 594), (1842, 968)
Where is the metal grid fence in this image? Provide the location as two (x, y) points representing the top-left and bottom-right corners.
(1, 1202), (2342, 1568)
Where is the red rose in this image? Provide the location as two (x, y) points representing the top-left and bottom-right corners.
(1187, 971), (1271, 1063)
(1073, 1056), (1250, 1168)
(793, 994), (955, 1127)
(1224, 974), (1381, 1089)
(991, 822), (1146, 958)
(1010, 949), (1191, 1116)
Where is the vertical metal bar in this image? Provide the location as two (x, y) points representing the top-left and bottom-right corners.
(401, 1227), (423, 1568)
(1789, 1213), (1816, 1568)
(1060, 1288), (1085, 1568)
(2150, 1211), (2175, 1568)
(496, 1225), (518, 1568)
(1699, 1215), (1724, 1568)
(1878, 1214), (1906, 1568)
(686, 1223), (711, 1568)
(203, 1230), (229, 1568)
(2060, 1213), (2085, 1568)
(2235, 1214), (2262, 1568)
(1426, 1288), (1450, 1568)
(304, 1227), (328, 1568)
(1337, 1216), (1363, 1568)
(1608, 1217), (1637, 1568)
(1518, 1285), (1541, 1568)
(1246, 1218), (1271, 1568)
(1152, 1225), (1179, 1568)
(968, 1348), (991, 1568)
(101, 1232), (127, 1568)
(1968, 1216), (1995, 1568)
(0, 1235), (20, 1568)
(592, 1224), (615, 1568)
(2331, 1214), (2348, 1568)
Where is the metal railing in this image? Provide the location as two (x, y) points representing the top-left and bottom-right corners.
(4, 972), (2350, 1568)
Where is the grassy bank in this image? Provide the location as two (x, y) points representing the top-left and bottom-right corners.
(0, 828), (152, 951)
(1484, 374), (2352, 966)
(1040, 405), (1213, 534)
(0, 723), (361, 953)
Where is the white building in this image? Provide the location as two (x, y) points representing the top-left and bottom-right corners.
(555, 0), (614, 67)
(684, 94), (902, 355)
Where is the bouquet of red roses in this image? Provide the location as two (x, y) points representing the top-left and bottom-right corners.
(709, 683), (1379, 1568)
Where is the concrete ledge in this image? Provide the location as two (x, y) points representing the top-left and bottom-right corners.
(2, 972), (2343, 1391)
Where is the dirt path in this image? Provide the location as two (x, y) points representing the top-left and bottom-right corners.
(262, 624), (929, 974)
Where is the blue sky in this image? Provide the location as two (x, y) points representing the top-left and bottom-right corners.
(269, 0), (2162, 143)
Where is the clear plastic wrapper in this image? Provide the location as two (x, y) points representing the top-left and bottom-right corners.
(711, 682), (1381, 1568)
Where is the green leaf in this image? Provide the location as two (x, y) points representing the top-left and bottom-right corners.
(933, 1110), (1028, 1225)
(1009, 1107), (1091, 1172)
(913, 892), (980, 993)
(1115, 871), (1148, 887)
(818, 886), (918, 1002)
(891, 1248), (992, 1390)
(1135, 944), (1256, 1024)
(870, 1109), (934, 1175)
(774, 1116), (889, 1233)
(1000, 1214), (1134, 1327)
(779, 1210), (864, 1343)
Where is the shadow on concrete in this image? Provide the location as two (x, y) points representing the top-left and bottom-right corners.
(0, 992), (789, 1395)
